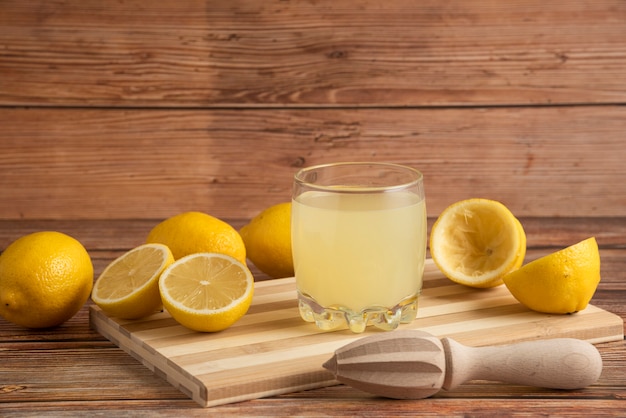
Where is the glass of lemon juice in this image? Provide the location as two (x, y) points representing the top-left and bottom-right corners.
(292, 162), (426, 333)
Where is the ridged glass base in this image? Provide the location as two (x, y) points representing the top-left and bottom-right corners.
(297, 292), (419, 333)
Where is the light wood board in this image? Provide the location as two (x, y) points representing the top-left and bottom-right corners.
(89, 259), (624, 407)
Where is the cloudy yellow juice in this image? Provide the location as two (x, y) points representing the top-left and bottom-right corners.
(292, 190), (427, 316)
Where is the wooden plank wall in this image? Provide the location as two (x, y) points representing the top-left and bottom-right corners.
(1, 0), (625, 221)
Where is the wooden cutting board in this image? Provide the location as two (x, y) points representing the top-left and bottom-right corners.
(89, 259), (624, 407)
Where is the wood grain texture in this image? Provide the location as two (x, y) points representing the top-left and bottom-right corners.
(89, 259), (623, 407)
(1, 0), (626, 414)
(2, 106), (625, 220)
(1, 219), (625, 415)
(1, 0), (625, 107)
(324, 331), (603, 399)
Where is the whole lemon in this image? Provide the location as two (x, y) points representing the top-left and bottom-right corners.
(146, 211), (246, 264)
(240, 202), (293, 279)
(0, 231), (94, 328)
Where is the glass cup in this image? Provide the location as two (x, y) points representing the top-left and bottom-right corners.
(291, 162), (426, 333)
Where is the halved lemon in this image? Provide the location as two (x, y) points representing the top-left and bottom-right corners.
(430, 198), (526, 288)
(91, 243), (174, 319)
(158, 253), (254, 332)
(503, 237), (601, 314)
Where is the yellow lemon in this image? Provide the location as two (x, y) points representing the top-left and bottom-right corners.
(240, 202), (293, 279)
(159, 253), (254, 332)
(146, 211), (246, 264)
(0, 231), (93, 328)
(91, 243), (174, 319)
(503, 237), (601, 314)
(430, 198), (526, 288)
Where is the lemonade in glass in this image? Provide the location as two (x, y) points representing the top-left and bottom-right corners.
(292, 162), (426, 333)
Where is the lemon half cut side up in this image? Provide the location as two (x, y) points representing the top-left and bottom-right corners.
(91, 243), (174, 319)
(158, 252), (254, 332)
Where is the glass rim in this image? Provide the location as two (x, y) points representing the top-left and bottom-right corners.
(294, 162), (423, 193)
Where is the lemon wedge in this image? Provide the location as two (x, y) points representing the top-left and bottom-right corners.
(503, 237), (601, 314)
(430, 198), (526, 288)
(158, 253), (254, 332)
(91, 243), (174, 319)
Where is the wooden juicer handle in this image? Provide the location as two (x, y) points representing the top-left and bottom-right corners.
(323, 330), (603, 400)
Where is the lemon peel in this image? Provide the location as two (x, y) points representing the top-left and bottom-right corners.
(146, 211), (246, 264)
(503, 237), (601, 314)
(240, 202), (293, 278)
(430, 198), (526, 288)
(0, 231), (93, 328)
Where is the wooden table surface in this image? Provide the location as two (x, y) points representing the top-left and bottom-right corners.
(1, 217), (624, 416)
(2, 0), (626, 415)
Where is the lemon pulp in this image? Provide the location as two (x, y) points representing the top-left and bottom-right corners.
(92, 243), (174, 319)
(430, 198), (526, 288)
(159, 253), (254, 332)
